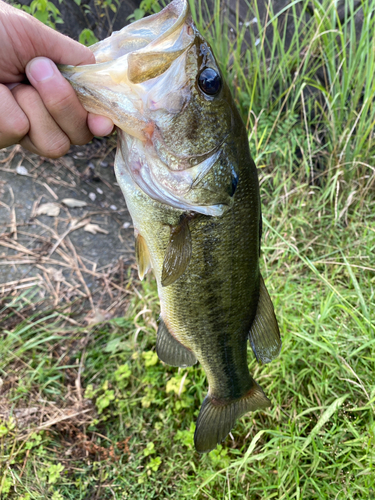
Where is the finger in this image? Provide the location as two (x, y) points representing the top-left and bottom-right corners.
(1, 1), (96, 69)
(0, 84), (29, 149)
(26, 57), (93, 146)
(12, 84), (71, 158)
(5, 83), (20, 90)
(87, 113), (114, 137)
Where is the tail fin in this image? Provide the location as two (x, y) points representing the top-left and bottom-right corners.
(194, 382), (271, 453)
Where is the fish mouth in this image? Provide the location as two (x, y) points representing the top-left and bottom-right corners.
(91, 0), (191, 65)
(59, 0), (194, 140)
(118, 130), (233, 217)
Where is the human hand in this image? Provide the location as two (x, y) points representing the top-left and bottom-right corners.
(0, 0), (114, 157)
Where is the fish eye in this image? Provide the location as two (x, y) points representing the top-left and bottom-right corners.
(198, 68), (222, 96)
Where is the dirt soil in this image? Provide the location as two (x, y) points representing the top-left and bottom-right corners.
(0, 138), (137, 324)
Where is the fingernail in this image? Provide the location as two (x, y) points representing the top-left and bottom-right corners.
(100, 117), (115, 136)
(28, 58), (55, 82)
(89, 115), (114, 137)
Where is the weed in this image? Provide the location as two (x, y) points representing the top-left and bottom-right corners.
(15, 0), (63, 29)
(128, 0), (162, 22)
(1, 0), (374, 498)
(78, 28), (99, 47)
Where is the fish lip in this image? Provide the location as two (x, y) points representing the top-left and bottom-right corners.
(138, 0), (190, 53)
(60, 0), (191, 73)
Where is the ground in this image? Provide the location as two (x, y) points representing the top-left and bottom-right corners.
(0, 139), (135, 325)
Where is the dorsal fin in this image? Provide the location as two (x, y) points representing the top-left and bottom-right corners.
(156, 317), (197, 367)
(161, 215), (192, 287)
(249, 274), (281, 364)
(135, 233), (152, 280)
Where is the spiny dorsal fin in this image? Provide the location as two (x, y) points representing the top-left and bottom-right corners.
(161, 216), (192, 287)
(249, 274), (281, 364)
(194, 381), (271, 453)
(156, 317), (197, 367)
(135, 233), (152, 280)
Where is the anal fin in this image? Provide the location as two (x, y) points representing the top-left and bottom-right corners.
(135, 233), (152, 280)
(194, 381), (271, 453)
(156, 317), (197, 367)
(249, 274), (281, 363)
(161, 215), (192, 287)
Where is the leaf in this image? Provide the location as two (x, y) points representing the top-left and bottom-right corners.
(84, 223), (109, 235)
(84, 308), (111, 325)
(16, 165), (28, 175)
(35, 202), (60, 217)
(79, 28), (99, 47)
(143, 442), (155, 457)
(132, 8), (145, 21)
(1, 474), (13, 494)
(341, 252), (369, 320)
(62, 198), (87, 208)
(96, 390), (115, 413)
(114, 364), (132, 382)
(147, 456), (161, 472)
(0, 423), (9, 437)
(175, 422), (195, 449)
(142, 351), (158, 367)
(166, 374), (189, 395)
(47, 463), (64, 484)
(301, 395), (348, 451)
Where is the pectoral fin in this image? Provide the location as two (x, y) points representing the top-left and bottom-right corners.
(161, 217), (192, 287)
(135, 233), (152, 280)
(156, 317), (197, 367)
(249, 274), (281, 363)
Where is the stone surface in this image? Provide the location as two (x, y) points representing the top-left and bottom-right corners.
(0, 141), (136, 318)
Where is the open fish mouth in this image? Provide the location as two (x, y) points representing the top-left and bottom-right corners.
(60, 0), (235, 216)
(59, 0), (194, 141)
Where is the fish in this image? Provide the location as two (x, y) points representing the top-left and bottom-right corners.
(60, 0), (281, 453)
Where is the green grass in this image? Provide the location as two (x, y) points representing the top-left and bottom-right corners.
(1, 0), (375, 498)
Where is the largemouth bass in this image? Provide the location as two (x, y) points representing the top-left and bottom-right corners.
(60, 0), (281, 453)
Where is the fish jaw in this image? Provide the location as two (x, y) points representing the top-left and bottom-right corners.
(116, 130), (230, 216)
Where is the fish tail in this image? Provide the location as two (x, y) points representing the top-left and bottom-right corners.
(194, 382), (271, 453)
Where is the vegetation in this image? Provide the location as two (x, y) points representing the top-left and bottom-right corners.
(1, 0), (374, 498)
(11, 0), (162, 44)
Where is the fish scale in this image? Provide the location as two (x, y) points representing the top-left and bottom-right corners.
(60, 0), (282, 453)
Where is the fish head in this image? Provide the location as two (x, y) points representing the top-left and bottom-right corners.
(60, 0), (240, 216)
